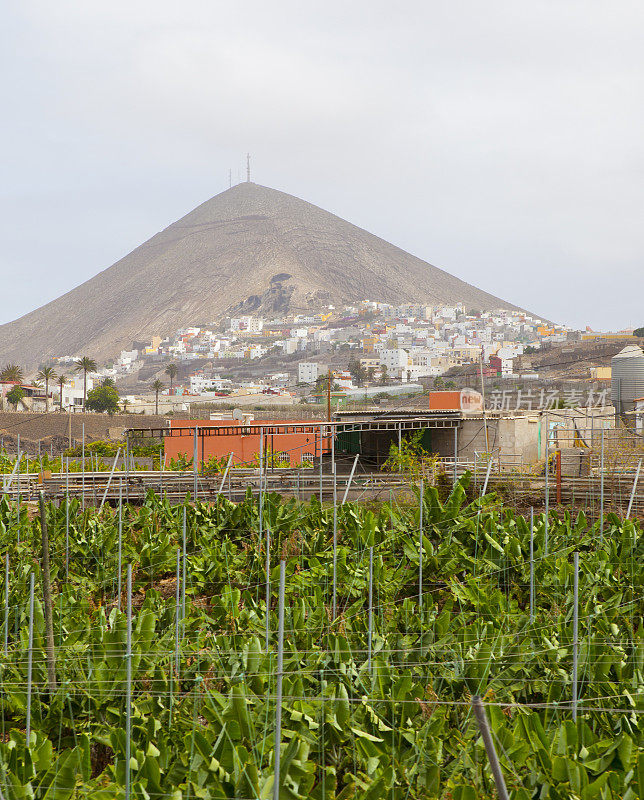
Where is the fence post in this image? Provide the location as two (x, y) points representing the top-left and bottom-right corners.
(65, 463), (70, 580)
(125, 564), (132, 800)
(81, 424), (85, 510)
(471, 695), (510, 800)
(599, 428), (605, 542)
(332, 463), (337, 619)
(3, 553), (8, 656)
(368, 546), (373, 674)
(193, 426), (198, 500)
(182, 507), (187, 623)
(174, 548), (181, 676)
(265, 520), (271, 652)
(418, 479), (424, 613)
(274, 560), (286, 800)
(26, 572), (35, 744)
(572, 551), (579, 722)
(39, 493), (57, 695)
(529, 507), (535, 623)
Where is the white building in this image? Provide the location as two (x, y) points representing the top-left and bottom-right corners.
(298, 362), (322, 384)
(189, 375), (230, 393)
(62, 376), (95, 410)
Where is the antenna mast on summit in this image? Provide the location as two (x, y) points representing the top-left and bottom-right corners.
(229, 169), (232, 188)
(246, 153), (251, 182)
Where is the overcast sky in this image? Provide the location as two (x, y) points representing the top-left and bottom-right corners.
(2, 0), (643, 332)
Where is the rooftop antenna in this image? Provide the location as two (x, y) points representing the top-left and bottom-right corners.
(246, 153), (251, 182)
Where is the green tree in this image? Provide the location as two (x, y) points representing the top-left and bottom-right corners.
(165, 362), (178, 391)
(85, 385), (120, 414)
(74, 357), (97, 412)
(634, 326), (644, 338)
(6, 385), (25, 409)
(101, 377), (116, 388)
(366, 367), (376, 384)
(379, 365), (389, 385)
(0, 364), (23, 383)
(152, 379), (164, 415)
(57, 374), (67, 412)
(347, 359), (366, 387)
(36, 366), (57, 412)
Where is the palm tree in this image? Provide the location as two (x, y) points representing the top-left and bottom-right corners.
(57, 374), (67, 412)
(74, 357), (97, 412)
(121, 398), (130, 413)
(164, 362), (178, 392)
(152, 379), (164, 415)
(0, 364), (23, 383)
(37, 367), (57, 412)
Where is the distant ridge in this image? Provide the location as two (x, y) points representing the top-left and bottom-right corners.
(0, 182), (525, 369)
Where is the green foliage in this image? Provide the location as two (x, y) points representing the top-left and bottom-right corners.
(383, 429), (441, 479)
(0, 481), (641, 797)
(6, 385), (25, 408)
(634, 326), (644, 338)
(85, 385), (120, 413)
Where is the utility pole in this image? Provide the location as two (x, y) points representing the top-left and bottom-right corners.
(327, 368), (332, 422)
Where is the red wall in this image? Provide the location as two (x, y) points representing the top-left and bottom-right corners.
(163, 419), (331, 468)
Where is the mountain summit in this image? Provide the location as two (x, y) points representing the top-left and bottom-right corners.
(1, 182), (522, 368)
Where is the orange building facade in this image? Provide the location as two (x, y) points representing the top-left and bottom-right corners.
(163, 419), (331, 468)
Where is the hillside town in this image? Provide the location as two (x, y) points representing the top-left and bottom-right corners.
(0, 300), (638, 415)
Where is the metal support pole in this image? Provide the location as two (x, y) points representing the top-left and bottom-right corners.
(599, 429), (605, 542)
(482, 455), (493, 497)
(368, 546), (373, 674)
(274, 560), (286, 800)
(529, 507), (534, 623)
(544, 445), (549, 549)
(125, 432), (130, 504)
(65, 464), (70, 580)
(125, 564), (132, 800)
(626, 459), (642, 520)
(174, 548), (180, 675)
(319, 427), (323, 503)
(182, 507), (187, 622)
(216, 453), (234, 497)
(117, 479), (123, 608)
(39, 493), (57, 694)
(419, 479), (424, 612)
(572, 551), (579, 722)
(3, 553), (8, 656)
(99, 446), (121, 511)
(265, 519), (271, 651)
(471, 695), (510, 800)
(193, 426), (198, 500)
(332, 463), (337, 619)
(26, 572), (35, 744)
(341, 453), (359, 504)
(453, 426), (458, 484)
(81, 424), (87, 509)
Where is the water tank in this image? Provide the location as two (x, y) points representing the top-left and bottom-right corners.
(611, 345), (644, 425)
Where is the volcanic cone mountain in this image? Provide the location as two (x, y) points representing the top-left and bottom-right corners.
(1, 182), (523, 369)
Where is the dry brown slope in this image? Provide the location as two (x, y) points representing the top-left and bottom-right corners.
(0, 182), (525, 369)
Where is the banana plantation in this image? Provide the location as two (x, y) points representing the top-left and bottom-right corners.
(0, 477), (642, 798)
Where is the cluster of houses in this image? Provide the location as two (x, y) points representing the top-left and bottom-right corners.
(6, 300), (583, 412)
